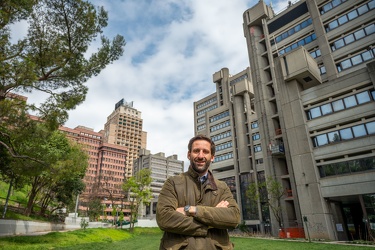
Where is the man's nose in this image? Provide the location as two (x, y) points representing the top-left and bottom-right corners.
(197, 151), (205, 158)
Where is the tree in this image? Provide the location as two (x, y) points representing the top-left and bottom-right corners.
(122, 169), (152, 232)
(22, 128), (88, 216)
(247, 176), (285, 230)
(0, 0), (125, 154)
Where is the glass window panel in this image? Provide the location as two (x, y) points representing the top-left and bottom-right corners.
(369, 0), (375, 9)
(338, 15), (348, 25)
(285, 47), (291, 53)
(281, 32), (288, 39)
(332, 99), (345, 111)
(349, 159), (361, 173)
(321, 103), (333, 115)
(371, 90), (375, 100)
(291, 43), (297, 49)
(321, 66), (326, 74)
(288, 29), (295, 36)
(357, 4), (369, 15)
(352, 124), (367, 137)
(347, 10), (358, 20)
(365, 24), (375, 35)
(301, 20), (308, 29)
(298, 40), (305, 46)
(316, 134), (328, 146)
(323, 3), (333, 13)
(351, 54), (363, 65)
(339, 128), (353, 140)
(354, 29), (366, 40)
(275, 36), (282, 43)
(358, 158), (375, 171)
(328, 20), (338, 30)
(356, 91), (371, 104)
(295, 24), (301, 32)
(341, 59), (352, 69)
(324, 164), (336, 176)
(336, 162), (350, 175)
(332, 0), (341, 7)
(312, 33), (317, 40)
(344, 34), (355, 45)
(362, 51), (373, 61)
(328, 131), (340, 143)
(309, 107), (322, 118)
(305, 36), (312, 43)
(343, 95), (357, 108)
(366, 121), (375, 134)
(316, 49), (321, 57)
(334, 39), (345, 49)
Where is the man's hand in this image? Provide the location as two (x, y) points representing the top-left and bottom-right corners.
(176, 201), (228, 216)
(216, 200), (229, 208)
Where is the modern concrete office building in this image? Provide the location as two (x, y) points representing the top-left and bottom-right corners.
(242, 0), (375, 241)
(133, 149), (184, 218)
(59, 125), (129, 220)
(103, 99), (147, 179)
(193, 67), (264, 229)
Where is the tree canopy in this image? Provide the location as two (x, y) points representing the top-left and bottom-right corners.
(0, 0), (125, 218)
(122, 169), (152, 231)
(0, 0), (125, 129)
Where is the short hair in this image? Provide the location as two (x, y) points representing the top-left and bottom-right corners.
(188, 134), (216, 156)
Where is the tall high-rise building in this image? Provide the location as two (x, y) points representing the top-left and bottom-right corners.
(60, 125), (129, 220)
(242, 0), (375, 241)
(103, 99), (147, 178)
(194, 67), (260, 229)
(133, 149), (184, 218)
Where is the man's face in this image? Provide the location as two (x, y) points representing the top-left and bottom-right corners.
(187, 140), (214, 175)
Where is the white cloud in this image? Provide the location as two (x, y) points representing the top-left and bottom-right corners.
(21, 0), (290, 170)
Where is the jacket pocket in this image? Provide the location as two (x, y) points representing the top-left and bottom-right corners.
(213, 241), (234, 250)
(161, 236), (188, 250)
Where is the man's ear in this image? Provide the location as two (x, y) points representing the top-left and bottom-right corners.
(187, 152), (191, 160)
(211, 156), (215, 162)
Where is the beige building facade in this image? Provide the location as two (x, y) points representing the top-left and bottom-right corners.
(133, 149), (184, 218)
(242, 0), (375, 241)
(103, 99), (147, 178)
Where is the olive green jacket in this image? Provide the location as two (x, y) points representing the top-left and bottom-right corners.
(156, 167), (240, 250)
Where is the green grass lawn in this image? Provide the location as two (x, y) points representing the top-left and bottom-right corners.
(0, 227), (373, 250)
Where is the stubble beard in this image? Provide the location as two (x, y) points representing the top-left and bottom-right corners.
(191, 157), (211, 174)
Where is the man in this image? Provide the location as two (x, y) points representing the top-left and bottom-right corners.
(156, 134), (240, 250)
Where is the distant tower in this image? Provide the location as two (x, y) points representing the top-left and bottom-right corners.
(103, 99), (147, 178)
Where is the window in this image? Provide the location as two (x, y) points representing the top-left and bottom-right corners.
(357, 4), (369, 15)
(343, 95), (357, 108)
(354, 29), (365, 39)
(365, 24), (375, 35)
(356, 91), (371, 104)
(315, 134), (328, 146)
(366, 121), (375, 134)
(321, 103), (333, 115)
(337, 15), (348, 25)
(328, 131), (340, 143)
(252, 133), (260, 141)
(332, 99), (345, 111)
(310, 107), (322, 119)
(339, 128), (353, 140)
(352, 124), (366, 137)
(347, 10), (358, 20)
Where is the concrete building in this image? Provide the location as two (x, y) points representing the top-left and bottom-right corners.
(194, 67), (263, 229)
(60, 125), (129, 220)
(242, 0), (375, 241)
(103, 99), (147, 178)
(133, 149), (184, 218)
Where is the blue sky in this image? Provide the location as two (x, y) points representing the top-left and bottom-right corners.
(21, 0), (290, 168)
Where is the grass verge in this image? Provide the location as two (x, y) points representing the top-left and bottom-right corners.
(0, 227), (373, 250)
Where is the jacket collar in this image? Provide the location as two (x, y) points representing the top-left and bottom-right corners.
(187, 166), (218, 190)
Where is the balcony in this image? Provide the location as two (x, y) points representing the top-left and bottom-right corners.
(270, 143), (284, 155)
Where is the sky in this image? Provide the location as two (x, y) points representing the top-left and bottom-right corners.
(18, 0), (290, 169)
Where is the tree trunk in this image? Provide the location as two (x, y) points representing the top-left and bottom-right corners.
(2, 178), (13, 218)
